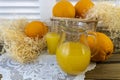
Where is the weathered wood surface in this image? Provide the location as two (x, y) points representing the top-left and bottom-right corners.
(86, 53), (120, 80)
(0, 74), (2, 80)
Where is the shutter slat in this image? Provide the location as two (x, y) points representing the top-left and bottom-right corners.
(0, 2), (39, 7)
(0, 0), (38, 1)
(0, 6), (38, 8)
(0, 9), (40, 13)
(0, 13), (40, 15)
(0, 0), (40, 20)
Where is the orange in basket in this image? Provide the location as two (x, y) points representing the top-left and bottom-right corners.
(52, 0), (75, 18)
(75, 0), (94, 18)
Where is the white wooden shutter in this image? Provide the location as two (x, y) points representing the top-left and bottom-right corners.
(0, 0), (40, 20)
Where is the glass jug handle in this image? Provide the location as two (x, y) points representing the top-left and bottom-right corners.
(87, 31), (98, 58)
(58, 31), (66, 47)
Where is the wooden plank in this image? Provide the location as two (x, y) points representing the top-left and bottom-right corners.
(101, 53), (120, 63)
(86, 53), (120, 79)
(85, 63), (120, 79)
(91, 54), (120, 64)
(0, 74), (2, 79)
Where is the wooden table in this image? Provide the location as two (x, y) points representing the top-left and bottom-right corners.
(0, 53), (120, 80)
(0, 74), (1, 80)
(86, 53), (120, 80)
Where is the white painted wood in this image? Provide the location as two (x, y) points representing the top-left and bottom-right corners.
(0, 0), (40, 20)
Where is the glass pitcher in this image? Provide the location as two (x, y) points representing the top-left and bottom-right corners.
(55, 20), (97, 75)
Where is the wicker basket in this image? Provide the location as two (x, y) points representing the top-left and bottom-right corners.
(50, 17), (98, 33)
(50, 17), (119, 53)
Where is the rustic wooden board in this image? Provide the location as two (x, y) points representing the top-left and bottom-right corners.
(85, 53), (120, 80)
(106, 53), (120, 62)
(86, 63), (120, 79)
(0, 74), (2, 80)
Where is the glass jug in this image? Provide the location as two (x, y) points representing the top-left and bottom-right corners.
(55, 20), (97, 75)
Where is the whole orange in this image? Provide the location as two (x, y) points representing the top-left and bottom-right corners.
(75, 0), (94, 18)
(52, 0), (75, 18)
(24, 21), (48, 38)
(87, 32), (114, 62)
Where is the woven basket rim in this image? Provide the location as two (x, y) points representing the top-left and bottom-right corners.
(51, 17), (98, 23)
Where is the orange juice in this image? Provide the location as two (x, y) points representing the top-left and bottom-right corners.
(56, 42), (91, 75)
(46, 32), (60, 54)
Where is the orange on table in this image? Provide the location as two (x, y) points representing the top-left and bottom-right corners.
(86, 32), (114, 62)
(24, 21), (48, 38)
(75, 0), (94, 18)
(52, 0), (75, 18)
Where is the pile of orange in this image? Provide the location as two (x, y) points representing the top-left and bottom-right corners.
(52, 0), (94, 18)
(79, 31), (114, 62)
(86, 32), (114, 62)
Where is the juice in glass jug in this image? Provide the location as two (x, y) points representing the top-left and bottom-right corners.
(56, 41), (91, 75)
(56, 21), (96, 75)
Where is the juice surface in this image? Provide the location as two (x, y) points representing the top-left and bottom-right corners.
(56, 42), (91, 75)
(46, 32), (60, 54)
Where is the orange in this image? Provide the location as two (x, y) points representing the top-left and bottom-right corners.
(52, 0), (75, 18)
(75, 0), (94, 18)
(87, 32), (114, 62)
(24, 21), (48, 38)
